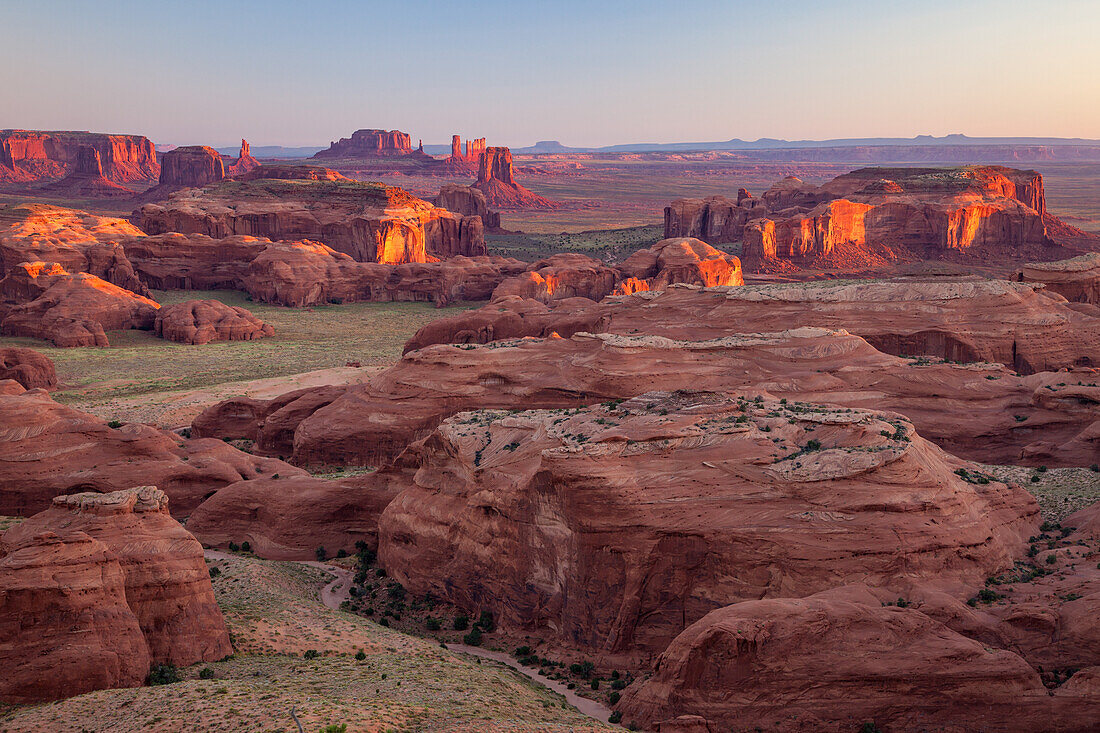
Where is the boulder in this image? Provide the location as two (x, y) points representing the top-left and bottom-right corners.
(616, 238), (743, 291)
(154, 299), (273, 345)
(0, 486), (233, 703)
(0, 347), (57, 389)
(0, 387), (304, 516)
(0, 261), (159, 347)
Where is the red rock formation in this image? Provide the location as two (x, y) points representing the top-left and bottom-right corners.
(0, 347), (57, 389)
(616, 238), (743, 291)
(234, 163), (348, 182)
(0, 203), (149, 295)
(377, 393), (1036, 665)
(312, 129), (416, 159)
(0, 387), (303, 516)
(0, 262), (159, 347)
(38, 146), (135, 198)
(186, 474), (400, 560)
(406, 278), (1100, 374)
(154, 299), (274, 345)
(666, 166), (1086, 271)
(0, 130), (159, 185)
(1, 486), (233, 703)
(135, 176), (487, 261)
(491, 253), (619, 303)
(147, 145), (225, 196)
(617, 586), (1100, 731)
(1017, 253), (1100, 304)
(473, 147), (560, 209)
(196, 326), (1099, 469)
(434, 184), (501, 230)
(0, 530), (150, 703)
(225, 138), (260, 177)
(123, 232), (269, 290)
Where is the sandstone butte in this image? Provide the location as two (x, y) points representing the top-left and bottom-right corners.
(1016, 251), (1100, 305)
(153, 298), (274, 345)
(140, 145), (226, 200)
(192, 327), (1099, 472)
(664, 166), (1096, 272)
(0, 486), (232, 704)
(0, 129), (159, 186)
(405, 278), (1100, 375)
(376, 392), (1037, 665)
(0, 261), (159, 347)
(0, 347), (58, 389)
(472, 147), (560, 209)
(224, 138), (259, 178)
(136, 171), (489, 262)
(0, 384), (303, 516)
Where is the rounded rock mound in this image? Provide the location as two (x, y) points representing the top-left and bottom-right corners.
(154, 299), (274, 345)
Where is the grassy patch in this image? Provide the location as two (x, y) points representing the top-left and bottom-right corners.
(0, 516), (24, 532)
(487, 225), (663, 263)
(0, 291), (473, 407)
(980, 463), (1100, 521)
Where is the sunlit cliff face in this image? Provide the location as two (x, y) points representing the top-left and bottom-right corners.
(375, 220), (427, 265)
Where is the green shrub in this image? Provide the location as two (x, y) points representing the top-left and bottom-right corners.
(463, 627), (483, 646)
(209, 567), (221, 578)
(198, 667), (215, 680)
(303, 649), (320, 659)
(315, 546), (327, 561)
(425, 617), (442, 631)
(608, 711), (622, 723)
(107, 420), (123, 429)
(228, 542), (239, 552)
(590, 678), (600, 690)
(476, 609), (495, 632)
(355, 650), (366, 661)
(609, 691), (621, 705)
(453, 614), (469, 631)
(147, 664), (180, 685)
(336, 549), (348, 558)
(240, 541), (251, 553)
(320, 725), (347, 733)
(611, 678), (626, 690)
(1047, 554), (1058, 565)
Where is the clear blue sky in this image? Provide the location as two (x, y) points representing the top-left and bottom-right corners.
(2, 0), (1098, 147)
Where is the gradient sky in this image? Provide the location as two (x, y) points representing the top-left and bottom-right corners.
(3, 0), (1098, 147)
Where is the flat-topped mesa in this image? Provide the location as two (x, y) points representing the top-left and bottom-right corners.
(666, 166), (1087, 270)
(0, 129), (159, 184)
(0, 486), (232, 703)
(135, 176), (487, 262)
(473, 147), (560, 209)
(38, 146), (135, 198)
(312, 128), (417, 159)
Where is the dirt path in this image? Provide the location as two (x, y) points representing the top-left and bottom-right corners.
(203, 549), (615, 726)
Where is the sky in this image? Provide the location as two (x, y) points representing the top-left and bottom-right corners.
(2, 0), (1099, 148)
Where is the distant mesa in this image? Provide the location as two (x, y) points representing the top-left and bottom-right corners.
(312, 128), (432, 161)
(450, 135), (486, 163)
(665, 165), (1093, 271)
(0, 129), (159, 186)
(142, 145), (226, 200)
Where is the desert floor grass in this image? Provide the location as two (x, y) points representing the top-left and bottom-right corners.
(981, 464), (1100, 522)
(0, 516), (23, 532)
(0, 554), (612, 733)
(0, 291), (472, 408)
